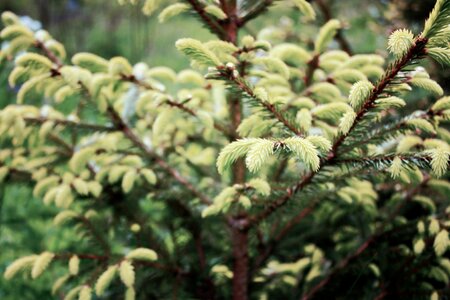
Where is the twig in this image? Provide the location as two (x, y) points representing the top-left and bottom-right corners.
(304, 54), (320, 87)
(23, 117), (115, 132)
(330, 37), (428, 157)
(249, 36), (429, 228)
(301, 175), (430, 299)
(166, 99), (233, 137)
(107, 107), (212, 205)
(219, 66), (304, 136)
(250, 203), (316, 277)
(184, 0), (228, 40)
(34, 40), (63, 67)
(238, 0), (274, 27)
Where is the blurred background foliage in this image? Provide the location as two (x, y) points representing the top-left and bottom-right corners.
(0, 0), (446, 298)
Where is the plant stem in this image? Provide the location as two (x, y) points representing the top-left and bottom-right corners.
(220, 1), (250, 298)
(301, 175), (430, 299)
(231, 225), (249, 300)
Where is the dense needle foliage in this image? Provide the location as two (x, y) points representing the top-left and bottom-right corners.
(0, 0), (450, 299)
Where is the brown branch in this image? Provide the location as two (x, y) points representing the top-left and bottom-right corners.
(304, 54), (320, 87)
(184, 0), (228, 40)
(78, 216), (111, 255)
(23, 117), (115, 132)
(301, 175), (430, 299)
(330, 37), (428, 157)
(34, 40), (63, 67)
(248, 170), (316, 226)
(250, 203), (316, 277)
(219, 66), (304, 136)
(248, 36), (430, 228)
(120, 74), (155, 90)
(107, 107), (212, 205)
(165, 99), (233, 137)
(238, 0), (274, 27)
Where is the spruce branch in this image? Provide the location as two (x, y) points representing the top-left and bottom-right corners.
(301, 175), (431, 300)
(183, 0), (228, 40)
(250, 203), (316, 277)
(165, 99), (233, 137)
(28, 39), (214, 206)
(215, 66), (304, 136)
(247, 37), (431, 227)
(304, 53), (320, 87)
(78, 215), (111, 255)
(332, 153), (433, 171)
(238, 0), (274, 27)
(34, 40), (63, 67)
(107, 107), (212, 205)
(23, 117), (115, 132)
(330, 36), (429, 155)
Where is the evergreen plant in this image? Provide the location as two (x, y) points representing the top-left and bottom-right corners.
(1, 0), (450, 299)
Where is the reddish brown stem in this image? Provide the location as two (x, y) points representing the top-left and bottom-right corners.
(304, 54), (320, 87)
(250, 36), (429, 228)
(331, 37), (428, 156)
(220, 2), (251, 299)
(166, 99), (232, 138)
(185, 0), (227, 40)
(34, 40), (63, 67)
(301, 238), (373, 300)
(302, 175), (430, 299)
(231, 226), (250, 300)
(107, 107), (212, 205)
(251, 204), (315, 277)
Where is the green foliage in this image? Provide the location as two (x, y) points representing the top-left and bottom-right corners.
(0, 1), (449, 299)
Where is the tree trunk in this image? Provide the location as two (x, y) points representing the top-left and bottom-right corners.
(232, 226), (249, 300)
(221, 1), (250, 299)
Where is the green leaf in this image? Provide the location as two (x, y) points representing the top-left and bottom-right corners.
(284, 137), (320, 171)
(253, 57), (290, 79)
(158, 3), (189, 23)
(204, 5), (227, 20)
(434, 230), (450, 256)
(72, 52), (109, 73)
(95, 266), (118, 296)
(245, 139), (274, 173)
(271, 44), (312, 65)
(427, 47), (450, 66)
(430, 147), (449, 177)
(176, 38), (222, 67)
(292, 0), (316, 21)
(16, 53), (53, 70)
(409, 78), (444, 97)
(247, 178), (271, 196)
(339, 110), (356, 135)
(387, 29), (414, 57)
(349, 81), (373, 111)
(217, 139), (260, 175)
(314, 19), (341, 53)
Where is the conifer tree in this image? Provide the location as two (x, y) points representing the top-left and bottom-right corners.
(1, 0), (450, 299)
